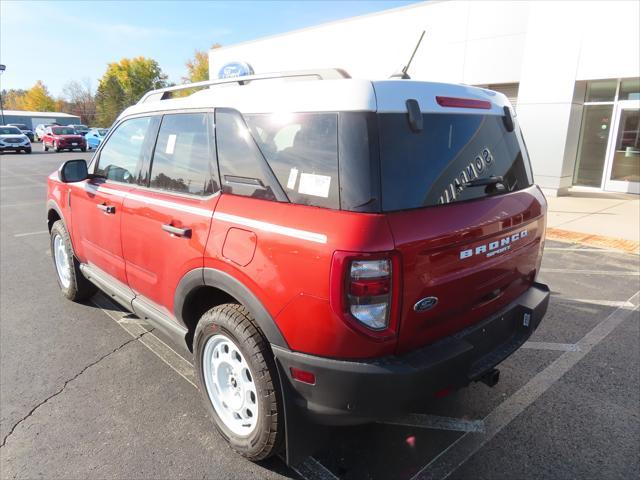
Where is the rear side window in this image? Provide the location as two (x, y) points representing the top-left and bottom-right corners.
(379, 113), (533, 211)
(149, 113), (216, 196)
(96, 116), (152, 183)
(215, 109), (282, 201)
(245, 113), (339, 209)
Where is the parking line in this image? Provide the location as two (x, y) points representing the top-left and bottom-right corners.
(90, 293), (328, 479)
(542, 269), (639, 276)
(380, 414), (485, 433)
(0, 201), (44, 208)
(522, 341), (579, 352)
(544, 247), (623, 253)
(14, 230), (48, 238)
(410, 290), (639, 480)
(561, 298), (635, 308)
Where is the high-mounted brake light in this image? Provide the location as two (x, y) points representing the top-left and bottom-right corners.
(330, 252), (402, 340)
(436, 96), (492, 110)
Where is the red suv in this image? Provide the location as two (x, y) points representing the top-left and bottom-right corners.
(42, 125), (87, 152)
(47, 70), (549, 463)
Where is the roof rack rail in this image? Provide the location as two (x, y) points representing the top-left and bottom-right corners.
(137, 68), (351, 104)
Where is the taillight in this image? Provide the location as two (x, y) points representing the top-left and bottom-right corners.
(330, 251), (401, 340)
(348, 259), (391, 330)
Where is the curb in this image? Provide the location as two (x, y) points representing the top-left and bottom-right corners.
(546, 228), (640, 255)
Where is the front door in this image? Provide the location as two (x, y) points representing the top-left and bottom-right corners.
(121, 111), (220, 318)
(72, 115), (157, 286)
(604, 101), (640, 193)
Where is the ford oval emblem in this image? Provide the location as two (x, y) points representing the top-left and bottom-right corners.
(218, 61), (254, 79)
(414, 296), (438, 312)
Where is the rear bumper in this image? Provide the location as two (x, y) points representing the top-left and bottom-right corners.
(274, 282), (549, 425)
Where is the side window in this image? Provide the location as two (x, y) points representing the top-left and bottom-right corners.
(149, 113), (216, 195)
(245, 112), (339, 209)
(215, 109), (281, 201)
(96, 116), (152, 183)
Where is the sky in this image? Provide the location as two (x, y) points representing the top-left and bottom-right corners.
(0, 0), (418, 97)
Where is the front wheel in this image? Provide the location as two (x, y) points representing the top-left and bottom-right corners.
(194, 304), (284, 461)
(43, 141), (48, 152)
(50, 220), (96, 301)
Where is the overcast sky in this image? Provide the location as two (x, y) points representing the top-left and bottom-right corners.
(0, 0), (417, 97)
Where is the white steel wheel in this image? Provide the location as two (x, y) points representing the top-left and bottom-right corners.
(53, 233), (71, 289)
(202, 333), (259, 436)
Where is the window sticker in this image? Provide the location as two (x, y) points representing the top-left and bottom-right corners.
(286, 167), (299, 190)
(165, 134), (177, 154)
(298, 173), (331, 198)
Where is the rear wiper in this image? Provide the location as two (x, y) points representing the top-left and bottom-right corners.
(463, 175), (505, 188)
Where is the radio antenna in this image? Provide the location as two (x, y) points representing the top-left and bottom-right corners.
(390, 30), (426, 79)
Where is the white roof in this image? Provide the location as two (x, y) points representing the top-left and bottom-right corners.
(120, 78), (510, 120)
(3, 110), (80, 118)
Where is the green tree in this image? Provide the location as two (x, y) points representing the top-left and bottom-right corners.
(95, 57), (168, 126)
(184, 43), (221, 83)
(17, 81), (56, 111)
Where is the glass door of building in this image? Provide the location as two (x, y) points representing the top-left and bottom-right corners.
(604, 100), (640, 193)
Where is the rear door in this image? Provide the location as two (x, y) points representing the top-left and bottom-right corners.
(120, 111), (220, 317)
(377, 107), (546, 354)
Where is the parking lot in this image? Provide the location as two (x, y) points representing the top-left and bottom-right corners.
(1, 149), (638, 480)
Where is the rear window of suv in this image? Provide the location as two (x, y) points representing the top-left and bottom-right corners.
(378, 113), (533, 211)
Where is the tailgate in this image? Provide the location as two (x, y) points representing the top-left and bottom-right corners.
(388, 186), (546, 354)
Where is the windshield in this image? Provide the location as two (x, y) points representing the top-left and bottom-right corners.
(52, 127), (76, 135)
(10, 124), (28, 130)
(0, 127), (22, 135)
(74, 125), (88, 130)
(378, 113), (533, 211)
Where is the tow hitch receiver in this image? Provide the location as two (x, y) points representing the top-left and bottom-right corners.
(479, 368), (500, 387)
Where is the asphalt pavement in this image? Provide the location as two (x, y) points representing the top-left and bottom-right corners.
(1, 148), (638, 480)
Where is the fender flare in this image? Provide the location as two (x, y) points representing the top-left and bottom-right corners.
(46, 199), (65, 230)
(174, 267), (289, 349)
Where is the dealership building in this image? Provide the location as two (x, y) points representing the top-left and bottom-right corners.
(1, 110), (81, 130)
(210, 0), (639, 196)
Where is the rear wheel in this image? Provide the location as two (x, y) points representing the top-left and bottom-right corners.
(194, 304), (283, 461)
(50, 220), (96, 301)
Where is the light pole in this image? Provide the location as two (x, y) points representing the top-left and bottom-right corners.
(0, 64), (5, 124)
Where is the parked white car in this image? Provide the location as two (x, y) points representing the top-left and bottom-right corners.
(0, 126), (32, 153)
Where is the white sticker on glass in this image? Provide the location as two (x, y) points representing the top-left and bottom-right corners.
(286, 168), (299, 190)
(298, 173), (331, 198)
(166, 134), (177, 154)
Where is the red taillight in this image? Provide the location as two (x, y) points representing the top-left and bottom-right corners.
(436, 96), (492, 109)
(330, 251), (402, 341)
(290, 367), (316, 385)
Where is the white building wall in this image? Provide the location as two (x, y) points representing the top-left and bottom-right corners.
(210, 0), (640, 196)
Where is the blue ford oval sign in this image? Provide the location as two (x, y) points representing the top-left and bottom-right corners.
(414, 296), (438, 312)
(218, 61), (254, 79)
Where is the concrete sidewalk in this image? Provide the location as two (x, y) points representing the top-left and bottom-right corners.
(545, 188), (639, 254)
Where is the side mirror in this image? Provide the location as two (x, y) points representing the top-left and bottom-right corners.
(59, 159), (88, 183)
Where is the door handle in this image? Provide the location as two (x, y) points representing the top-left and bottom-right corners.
(162, 224), (192, 238)
(97, 203), (115, 214)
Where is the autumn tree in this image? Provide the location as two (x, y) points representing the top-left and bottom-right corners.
(62, 79), (96, 125)
(1, 89), (27, 110)
(14, 81), (56, 111)
(95, 57), (168, 126)
(184, 43), (221, 83)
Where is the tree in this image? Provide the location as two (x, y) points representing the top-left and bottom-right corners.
(15, 81), (56, 111)
(95, 57), (168, 126)
(1, 89), (27, 110)
(184, 43), (221, 83)
(62, 79), (96, 125)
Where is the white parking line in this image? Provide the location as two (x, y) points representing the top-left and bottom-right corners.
(0, 183), (46, 189)
(542, 269), (639, 276)
(0, 201), (44, 208)
(14, 230), (48, 238)
(410, 290), (640, 480)
(522, 341), (579, 352)
(380, 414), (485, 433)
(560, 298), (636, 308)
(544, 247), (623, 253)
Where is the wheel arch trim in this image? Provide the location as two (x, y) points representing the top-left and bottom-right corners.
(174, 267), (289, 349)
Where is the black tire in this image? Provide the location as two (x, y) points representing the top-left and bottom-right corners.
(25, 148), (32, 154)
(194, 303), (284, 461)
(54, 142), (60, 152)
(43, 142), (48, 152)
(81, 147), (87, 152)
(50, 220), (96, 301)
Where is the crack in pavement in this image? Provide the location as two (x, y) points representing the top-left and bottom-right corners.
(0, 329), (154, 449)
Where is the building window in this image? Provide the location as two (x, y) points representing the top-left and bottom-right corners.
(585, 80), (617, 102)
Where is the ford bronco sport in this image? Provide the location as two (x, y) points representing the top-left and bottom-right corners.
(47, 69), (549, 463)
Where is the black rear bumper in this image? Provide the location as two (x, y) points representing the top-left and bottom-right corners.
(274, 282), (549, 425)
